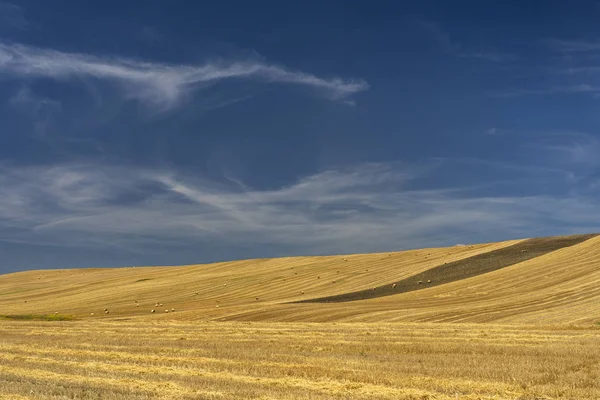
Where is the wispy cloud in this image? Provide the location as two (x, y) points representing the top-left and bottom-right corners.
(546, 38), (600, 53)
(0, 42), (369, 110)
(524, 131), (600, 169)
(0, 160), (598, 257)
(492, 84), (600, 97)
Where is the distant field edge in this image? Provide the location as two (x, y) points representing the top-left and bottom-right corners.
(0, 314), (76, 321)
(291, 233), (599, 304)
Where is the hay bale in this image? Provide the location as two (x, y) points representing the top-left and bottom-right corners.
(151, 309), (155, 313)
(418, 281), (423, 284)
(427, 279), (432, 283)
(392, 283), (397, 288)
(165, 309), (169, 313)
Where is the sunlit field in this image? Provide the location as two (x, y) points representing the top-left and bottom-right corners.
(1, 320), (600, 400)
(2, 234), (600, 399)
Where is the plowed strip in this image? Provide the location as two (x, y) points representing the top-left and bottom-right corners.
(295, 234), (598, 303)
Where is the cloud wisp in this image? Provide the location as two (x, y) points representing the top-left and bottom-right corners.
(545, 38), (600, 53)
(0, 42), (369, 109)
(1, 160), (599, 258)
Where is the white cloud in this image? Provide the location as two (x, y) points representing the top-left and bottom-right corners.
(527, 132), (600, 169)
(0, 161), (599, 256)
(0, 42), (369, 109)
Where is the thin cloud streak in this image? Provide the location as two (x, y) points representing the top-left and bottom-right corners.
(0, 42), (369, 109)
(0, 161), (599, 257)
(492, 84), (600, 97)
(546, 38), (600, 52)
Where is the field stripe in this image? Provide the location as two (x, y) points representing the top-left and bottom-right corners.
(295, 234), (597, 303)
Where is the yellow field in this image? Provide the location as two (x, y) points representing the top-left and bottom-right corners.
(2, 234), (600, 399)
(1, 320), (599, 399)
(0, 239), (519, 321)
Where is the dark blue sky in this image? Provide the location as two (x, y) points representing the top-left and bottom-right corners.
(1, 0), (600, 273)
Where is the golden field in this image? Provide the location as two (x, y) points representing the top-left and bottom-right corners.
(0, 320), (599, 399)
(1, 234), (600, 399)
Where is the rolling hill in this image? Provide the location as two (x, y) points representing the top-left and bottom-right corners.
(1, 233), (599, 325)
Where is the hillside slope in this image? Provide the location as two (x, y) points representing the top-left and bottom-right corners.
(0, 239), (520, 319)
(1, 234), (600, 325)
(223, 234), (600, 324)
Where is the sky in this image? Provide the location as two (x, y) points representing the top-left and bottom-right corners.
(2, 0), (600, 273)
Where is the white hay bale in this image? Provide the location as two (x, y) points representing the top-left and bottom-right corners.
(151, 309), (155, 313)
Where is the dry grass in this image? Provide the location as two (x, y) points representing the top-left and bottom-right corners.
(0, 239), (519, 321)
(2, 234), (600, 398)
(0, 320), (599, 399)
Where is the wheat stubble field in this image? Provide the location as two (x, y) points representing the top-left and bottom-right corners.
(1, 234), (600, 399)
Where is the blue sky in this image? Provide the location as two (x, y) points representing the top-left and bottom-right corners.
(2, 0), (600, 273)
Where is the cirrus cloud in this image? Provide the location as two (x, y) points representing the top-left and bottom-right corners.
(0, 42), (369, 109)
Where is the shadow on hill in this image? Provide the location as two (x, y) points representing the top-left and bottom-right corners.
(291, 234), (598, 304)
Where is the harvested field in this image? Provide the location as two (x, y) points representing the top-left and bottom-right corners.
(0, 238), (519, 320)
(1, 320), (600, 400)
(295, 233), (598, 303)
(2, 233), (600, 399)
